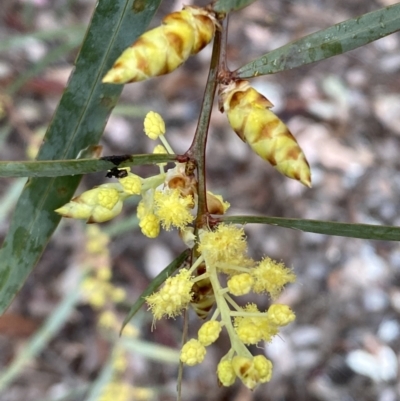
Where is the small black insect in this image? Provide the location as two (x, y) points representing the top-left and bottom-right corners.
(106, 167), (128, 179)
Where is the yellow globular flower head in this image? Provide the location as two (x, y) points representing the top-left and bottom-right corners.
(118, 172), (142, 195)
(81, 277), (106, 308)
(217, 359), (237, 387)
(180, 339), (206, 366)
(198, 224), (248, 266)
(98, 310), (119, 331)
(102, 6), (216, 84)
(227, 273), (254, 296)
(96, 266), (112, 281)
(252, 257), (296, 299)
(55, 184), (124, 223)
(219, 80), (311, 187)
(234, 303), (278, 345)
(144, 111), (166, 140)
(112, 348), (129, 373)
(153, 189), (194, 231)
(86, 225), (109, 254)
(231, 355), (273, 390)
(253, 355), (273, 384)
(85, 286), (108, 309)
(267, 304), (296, 326)
(121, 324), (139, 338)
(110, 287), (126, 303)
(153, 144), (167, 155)
(139, 213), (160, 238)
(146, 269), (194, 319)
(198, 321), (222, 346)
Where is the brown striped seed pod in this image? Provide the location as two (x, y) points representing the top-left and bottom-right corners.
(102, 6), (217, 84)
(219, 80), (311, 187)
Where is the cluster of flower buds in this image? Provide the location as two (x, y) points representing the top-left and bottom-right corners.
(219, 79), (311, 187)
(102, 6), (217, 84)
(145, 224), (296, 390)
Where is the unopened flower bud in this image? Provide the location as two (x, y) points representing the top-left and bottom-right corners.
(102, 6), (217, 84)
(144, 111), (165, 140)
(219, 80), (311, 187)
(55, 184), (124, 223)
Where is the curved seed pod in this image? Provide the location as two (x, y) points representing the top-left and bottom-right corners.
(103, 6), (217, 84)
(219, 80), (311, 187)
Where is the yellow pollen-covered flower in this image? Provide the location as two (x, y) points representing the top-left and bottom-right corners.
(139, 213), (160, 238)
(231, 355), (273, 390)
(252, 257), (296, 299)
(144, 111), (166, 140)
(217, 359), (236, 387)
(198, 321), (222, 346)
(118, 173), (142, 195)
(154, 189), (194, 230)
(180, 339), (206, 366)
(267, 304), (296, 326)
(234, 303), (278, 345)
(227, 273), (254, 296)
(146, 269), (194, 319)
(198, 224), (248, 265)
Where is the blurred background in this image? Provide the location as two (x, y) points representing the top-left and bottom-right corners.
(1, 0), (400, 400)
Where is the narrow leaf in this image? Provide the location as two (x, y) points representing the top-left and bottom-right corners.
(213, 0), (258, 13)
(0, 154), (176, 178)
(222, 216), (400, 241)
(0, 0), (162, 314)
(236, 3), (400, 78)
(120, 249), (190, 333)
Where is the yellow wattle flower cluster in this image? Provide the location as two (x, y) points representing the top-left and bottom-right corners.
(55, 106), (301, 390)
(219, 79), (311, 187)
(146, 269), (194, 320)
(145, 223), (297, 390)
(102, 6), (217, 84)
